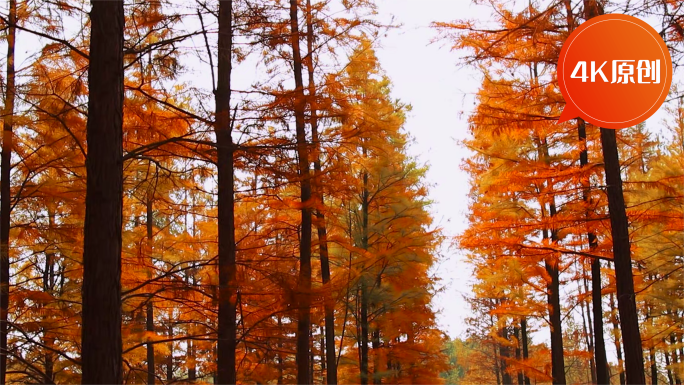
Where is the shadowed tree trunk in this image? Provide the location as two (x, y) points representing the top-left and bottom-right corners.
(81, 0), (125, 383)
(147, 196), (155, 385)
(304, 1), (337, 382)
(521, 318), (531, 385)
(289, 0), (313, 383)
(215, 1), (237, 384)
(582, 3), (646, 384)
(0, 1), (16, 382)
(610, 293), (627, 385)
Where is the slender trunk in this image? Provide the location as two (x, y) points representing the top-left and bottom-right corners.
(310, 328), (315, 383)
(514, 326), (523, 385)
(576, 118), (609, 384)
(167, 323), (173, 383)
(665, 349), (674, 385)
(289, 2), (313, 383)
(360, 281), (369, 385)
(592, 256), (608, 385)
(500, 327), (513, 385)
(539, 136), (566, 385)
(521, 318), (531, 385)
(371, 275), (381, 385)
(0, 0), (16, 382)
(599, 126), (646, 385)
(188, 340), (196, 381)
(359, 166), (370, 385)
(610, 293), (626, 385)
(304, 1), (336, 382)
(81, 0), (124, 383)
(278, 316), (284, 385)
(372, 325), (380, 385)
(579, 267), (596, 384)
(147, 197), (155, 385)
(651, 348), (658, 385)
(215, 1), (237, 384)
(669, 334), (681, 385)
(43, 210), (56, 385)
(495, 344), (502, 385)
(582, 3), (646, 383)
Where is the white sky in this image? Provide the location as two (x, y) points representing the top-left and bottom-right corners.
(373, 0), (486, 339)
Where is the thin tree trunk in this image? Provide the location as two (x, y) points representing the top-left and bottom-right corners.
(500, 327), (513, 385)
(167, 323), (173, 383)
(581, 3), (646, 383)
(539, 135), (566, 385)
(610, 293), (626, 385)
(577, 117), (609, 384)
(665, 349), (674, 385)
(81, 0), (124, 383)
(521, 318), (531, 385)
(147, 196), (155, 385)
(579, 266), (596, 384)
(669, 333), (681, 385)
(514, 326), (523, 385)
(651, 348), (658, 385)
(359, 166), (370, 385)
(289, 1), (313, 383)
(599, 125), (646, 385)
(215, 1), (237, 384)
(188, 340), (196, 381)
(43, 210), (56, 385)
(0, 0), (16, 382)
(304, 1), (336, 382)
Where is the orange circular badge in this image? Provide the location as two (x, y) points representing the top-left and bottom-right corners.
(558, 14), (672, 129)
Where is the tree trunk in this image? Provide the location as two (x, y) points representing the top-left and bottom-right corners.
(500, 327), (513, 385)
(215, 1), (237, 384)
(664, 349), (674, 385)
(289, 1), (313, 383)
(610, 293), (626, 385)
(167, 323), (173, 383)
(359, 167), (370, 385)
(591, 256), (608, 385)
(599, 126), (646, 385)
(581, 3), (646, 384)
(521, 319), (531, 385)
(514, 326), (523, 385)
(651, 348), (658, 385)
(81, 0), (124, 383)
(147, 197), (155, 385)
(539, 136), (566, 385)
(304, 1), (337, 382)
(0, 0), (16, 382)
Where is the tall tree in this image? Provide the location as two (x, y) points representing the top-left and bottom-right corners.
(288, 0), (313, 382)
(80, 0), (125, 383)
(215, 0), (237, 384)
(0, 0), (16, 383)
(583, 2), (647, 384)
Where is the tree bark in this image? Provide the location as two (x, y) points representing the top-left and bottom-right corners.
(610, 293), (627, 385)
(581, 3), (646, 384)
(0, 0), (16, 382)
(289, 1), (313, 383)
(304, 1), (337, 382)
(81, 0), (124, 383)
(599, 126), (646, 385)
(215, 1), (237, 384)
(521, 318), (531, 385)
(359, 167), (370, 385)
(147, 197), (155, 385)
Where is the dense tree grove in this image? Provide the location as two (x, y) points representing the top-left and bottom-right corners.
(436, 0), (683, 384)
